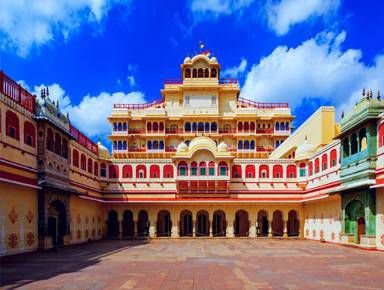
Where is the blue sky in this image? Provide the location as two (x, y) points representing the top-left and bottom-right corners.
(1, 0), (384, 145)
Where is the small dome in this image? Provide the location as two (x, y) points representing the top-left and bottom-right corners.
(184, 57), (192, 64)
(217, 141), (228, 152)
(98, 141), (110, 159)
(177, 142), (188, 152)
(210, 57), (218, 63)
(295, 138), (316, 160)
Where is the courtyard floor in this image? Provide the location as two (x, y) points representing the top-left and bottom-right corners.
(1, 239), (384, 290)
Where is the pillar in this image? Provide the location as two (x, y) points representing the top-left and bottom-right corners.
(268, 221), (272, 238)
(133, 220), (138, 238)
(192, 220), (196, 237)
(249, 220), (256, 238)
(149, 214), (156, 238)
(171, 220), (179, 238)
(226, 217), (234, 238)
(118, 219), (123, 240)
(283, 220), (288, 238)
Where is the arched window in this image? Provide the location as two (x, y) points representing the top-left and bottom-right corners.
(211, 68), (217, 78)
(147, 141), (152, 150)
(259, 165), (269, 178)
(100, 163), (107, 177)
(113, 122), (117, 131)
(153, 140), (159, 150)
(113, 141), (117, 150)
(198, 68), (203, 77)
(238, 122), (243, 131)
(123, 123), (127, 131)
(136, 165), (146, 178)
(273, 165), (283, 178)
(199, 161), (206, 176)
(211, 122), (217, 132)
(147, 122), (152, 132)
(330, 149), (337, 167)
(204, 68), (209, 78)
(163, 164), (174, 178)
(23, 121), (36, 147)
(285, 122), (289, 131)
(238, 140), (243, 150)
(72, 149), (79, 167)
(191, 161), (198, 176)
(117, 122), (122, 131)
(280, 122), (284, 130)
(232, 165), (242, 178)
(198, 122), (204, 132)
(204, 122), (210, 132)
(153, 122), (158, 132)
(185, 68), (191, 78)
(6, 110), (19, 140)
(244, 140), (250, 150)
(178, 161), (188, 176)
(244, 122), (249, 132)
(275, 122), (280, 131)
(109, 165), (119, 178)
(250, 122), (255, 131)
(118, 141), (122, 150)
(321, 154), (328, 170)
(308, 161), (313, 176)
(359, 128), (367, 151)
(185, 122), (191, 132)
(299, 163), (306, 177)
(81, 154), (86, 171)
(94, 161), (99, 176)
(159, 140), (164, 150)
(88, 158), (93, 174)
(218, 161), (228, 176)
(123, 141), (127, 150)
(192, 122), (197, 132)
(245, 165), (255, 178)
(46, 128), (54, 151)
(208, 161), (215, 176)
(62, 138), (68, 159)
(192, 68), (197, 78)
(159, 122), (164, 131)
(150, 165), (160, 178)
(351, 133), (358, 155)
(286, 165), (296, 178)
(250, 140), (255, 150)
(55, 133), (61, 155)
(123, 165), (133, 178)
(314, 158), (320, 173)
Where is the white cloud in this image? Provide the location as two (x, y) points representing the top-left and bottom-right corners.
(241, 31), (384, 117)
(19, 81), (146, 137)
(127, 75), (136, 87)
(223, 58), (248, 77)
(266, 0), (340, 35)
(190, 0), (253, 18)
(0, 0), (130, 56)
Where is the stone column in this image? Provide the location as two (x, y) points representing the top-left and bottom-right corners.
(226, 219), (234, 238)
(192, 220), (196, 237)
(249, 220), (256, 238)
(268, 221), (272, 238)
(133, 220), (138, 238)
(283, 220), (288, 238)
(171, 220), (179, 238)
(148, 214), (156, 238)
(118, 219), (123, 240)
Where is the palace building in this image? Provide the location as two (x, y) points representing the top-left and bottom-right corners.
(1, 52), (384, 256)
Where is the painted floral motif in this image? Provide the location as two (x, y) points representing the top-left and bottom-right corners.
(77, 214), (81, 224)
(26, 232), (34, 246)
(25, 210), (34, 223)
(77, 230), (81, 239)
(8, 233), (18, 248)
(8, 206), (18, 224)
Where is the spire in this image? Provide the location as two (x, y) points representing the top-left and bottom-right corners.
(378, 90), (381, 100)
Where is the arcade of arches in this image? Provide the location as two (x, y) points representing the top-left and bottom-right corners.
(105, 206), (302, 239)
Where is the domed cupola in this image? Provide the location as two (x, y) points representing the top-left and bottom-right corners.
(217, 141), (228, 152)
(98, 140), (110, 159)
(295, 137), (316, 160)
(177, 141), (188, 152)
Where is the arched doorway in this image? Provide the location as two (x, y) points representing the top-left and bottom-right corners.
(157, 210), (172, 237)
(137, 210), (149, 237)
(48, 200), (67, 246)
(257, 210), (269, 237)
(122, 210), (134, 238)
(180, 210), (193, 237)
(272, 210), (284, 237)
(196, 210), (209, 237)
(212, 210), (226, 237)
(287, 210), (299, 237)
(345, 199), (365, 243)
(235, 210), (249, 237)
(107, 210), (119, 238)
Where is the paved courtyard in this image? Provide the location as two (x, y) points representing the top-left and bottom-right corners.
(1, 239), (384, 290)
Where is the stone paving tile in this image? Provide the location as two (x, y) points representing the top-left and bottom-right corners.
(1, 239), (384, 290)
